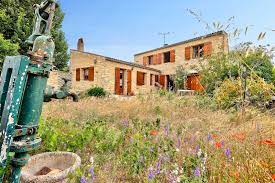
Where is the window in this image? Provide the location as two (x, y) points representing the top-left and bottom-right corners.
(163, 51), (171, 63)
(193, 44), (204, 58)
(148, 55), (153, 65)
(83, 68), (89, 80)
(137, 71), (146, 86)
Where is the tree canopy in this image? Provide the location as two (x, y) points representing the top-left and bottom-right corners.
(0, 0), (68, 70)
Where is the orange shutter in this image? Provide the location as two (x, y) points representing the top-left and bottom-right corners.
(127, 70), (132, 95)
(115, 68), (120, 95)
(170, 50), (175, 62)
(137, 72), (145, 86)
(185, 47), (191, 61)
(159, 75), (165, 87)
(76, 68), (80, 81)
(157, 53), (162, 64)
(143, 56), (147, 66)
(203, 42), (212, 57)
(153, 54), (158, 65)
(88, 67), (94, 81)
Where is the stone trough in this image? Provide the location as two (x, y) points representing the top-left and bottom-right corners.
(21, 152), (81, 183)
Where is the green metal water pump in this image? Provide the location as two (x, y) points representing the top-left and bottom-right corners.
(0, 0), (57, 182)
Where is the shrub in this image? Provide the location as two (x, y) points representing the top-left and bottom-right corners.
(214, 79), (242, 109)
(87, 87), (106, 97)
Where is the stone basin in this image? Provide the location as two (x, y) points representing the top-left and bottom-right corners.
(21, 152), (81, 183)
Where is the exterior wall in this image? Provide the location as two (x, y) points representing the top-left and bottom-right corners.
(134, 33), (229, 75)
(70, 50), (160, 94)
(48, 71), (71, 89)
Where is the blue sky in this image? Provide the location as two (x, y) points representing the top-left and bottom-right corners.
(59, 0), (275, 62)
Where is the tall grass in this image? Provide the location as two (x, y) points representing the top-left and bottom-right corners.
(40, 94), (274, 182)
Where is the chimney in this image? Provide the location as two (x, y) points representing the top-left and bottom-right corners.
(77, 38), (84, 52)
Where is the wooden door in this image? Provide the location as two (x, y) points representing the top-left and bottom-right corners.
(187, 75), (203, 91)
(159, 75), (166, 88)
(127, 70), (132, 95)
(115, 68), (120, 95)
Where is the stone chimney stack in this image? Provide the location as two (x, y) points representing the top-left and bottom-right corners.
(77, 38), (84, 52)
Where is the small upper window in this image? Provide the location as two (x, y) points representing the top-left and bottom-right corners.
(193, 44), (204, 58)
(83, 68), (89, 80)
(148, 55), (153, 65)
(163, 51), (171, 63)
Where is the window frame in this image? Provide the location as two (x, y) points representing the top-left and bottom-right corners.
(82, 68), (89, 81)
(192, 44), (204, 59)
(163, 51), (171, 63)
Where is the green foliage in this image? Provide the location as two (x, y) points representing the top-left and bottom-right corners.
(87, 87), (107, 97)
(272, 67), (275, 84)
(0, 34), (19, 69)
(172, 66), (188, 90)
(0, 0), (68, 70)
(200, 44), (274, 96)
(39, 118), (122, 153)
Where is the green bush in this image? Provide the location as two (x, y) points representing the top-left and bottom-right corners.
(87, 87), (106, 97)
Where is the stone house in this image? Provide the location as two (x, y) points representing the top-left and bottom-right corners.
(70, 31), (228, 95)
(134, 31), (229, 90)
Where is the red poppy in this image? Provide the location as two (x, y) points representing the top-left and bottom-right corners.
(212, 134), (218, 138)
(259, 139), (275, 147)
(230, 171), (240, 178)
(272, 174), (275, 180)
(149, 130), (158, 136)
(232, 133), (246, 141)
(215, 142), (222, 148)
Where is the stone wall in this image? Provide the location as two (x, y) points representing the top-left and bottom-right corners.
(70, 50), (160, 94)
(47, 71), (71, 89)
(134, 32), (229, 75)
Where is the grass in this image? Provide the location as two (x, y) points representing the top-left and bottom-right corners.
(40, 93), (275, 182)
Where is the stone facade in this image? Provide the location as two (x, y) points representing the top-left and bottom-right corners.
(70, 31), (229, 95)
(70, 50), (160, 95)
(134, 31), (228, 75)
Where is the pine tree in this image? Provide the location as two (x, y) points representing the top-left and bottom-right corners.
(0, 0), (68, 70)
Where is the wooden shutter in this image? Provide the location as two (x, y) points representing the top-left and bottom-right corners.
(115, 68), (120, 95)
(157, 53), (162, 64)
(88, 67), (94, 81)
(137, 71), (145, 86)
(203, 42), (212, 57)
(76, 68), (80, 81)
(153, 54), (158, 65)
(170, 50), (175, 62)
(127, 70), (132, 95)
(143, 56), (147, 66)
(155, 75), (159, 83)
(159, 75), (165, 87)
(185, 47), (191, 61)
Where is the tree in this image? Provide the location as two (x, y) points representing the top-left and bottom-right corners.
(0, 0), (68, 70)
(0, 34), (19, 69)
(200, 43), (274, 95)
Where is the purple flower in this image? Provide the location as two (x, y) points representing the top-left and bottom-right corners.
(148, 166), (155, 180)
(177, 137), (181, 149)
(156, 161), (161, 174)
(221, 141), (225, 147)
(225, 148), (231, 158)
(80, 176), (87, 183)
(207, 134), (212, 141)
(164, 123), (169, 136)
(89, 166), (95, 180)
(196, 145), (200, 152)
(194, 167), (201, 177)
(122, 119), (129, 128)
